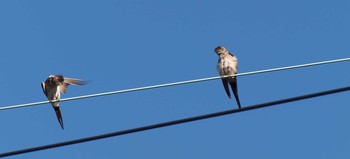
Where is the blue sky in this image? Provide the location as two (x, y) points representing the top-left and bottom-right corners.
(1, 0), (350, 158)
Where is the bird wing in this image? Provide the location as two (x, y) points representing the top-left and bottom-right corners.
(54, 106), (64, 129)
(41, 82), (46, 95)
(228, 52), (235, 58)
(221, 79), (231, 99)
(59, 83), (69, 94)
(229, 76), (241, 108)
(58, 77), (86, 94)
(64, 77), (86, 86)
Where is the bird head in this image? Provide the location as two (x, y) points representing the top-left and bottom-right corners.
(48, 75), (55, 84)
(214, 46), (227, 55)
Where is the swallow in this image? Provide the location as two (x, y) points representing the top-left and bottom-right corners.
(214, 46), (241, 109)
(41, 74), (86, 129)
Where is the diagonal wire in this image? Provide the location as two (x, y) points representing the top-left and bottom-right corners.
(1, 85), (349, 158)
(0, 57), (349, 111)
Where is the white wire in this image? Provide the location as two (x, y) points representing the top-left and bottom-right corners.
(1, 57), (349, 111)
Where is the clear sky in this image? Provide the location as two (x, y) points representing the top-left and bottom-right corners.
(1, 0), (350, 158)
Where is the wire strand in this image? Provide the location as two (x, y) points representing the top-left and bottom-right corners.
(1, 85), (349, 158)
(0, 57), (349, 111)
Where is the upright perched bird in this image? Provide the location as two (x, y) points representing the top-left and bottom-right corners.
(214, 46), (241, 109)
(41, 74), (86, 129)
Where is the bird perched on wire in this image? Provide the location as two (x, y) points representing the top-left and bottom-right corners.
(41, 74), (86, 129)
(214, 46), (242, 109)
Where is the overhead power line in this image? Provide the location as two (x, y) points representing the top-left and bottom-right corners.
(0, 57), (349, 111)
(1, 85), (349, 158)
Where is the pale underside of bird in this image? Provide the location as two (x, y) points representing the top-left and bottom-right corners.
(215, 46), (242, 109)
(41, 74), (86, 129)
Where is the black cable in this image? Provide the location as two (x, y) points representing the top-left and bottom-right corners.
(1, 86), (349, 158)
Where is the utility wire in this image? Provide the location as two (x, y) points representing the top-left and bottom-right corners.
(1, 85), (349, 158)
(0, 57), (349, 111)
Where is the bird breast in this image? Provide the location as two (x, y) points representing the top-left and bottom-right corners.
(217, 57), (237, 75)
